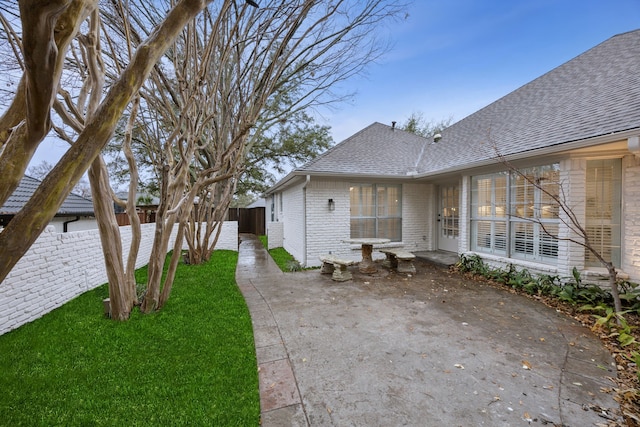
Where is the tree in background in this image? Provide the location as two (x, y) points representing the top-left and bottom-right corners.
(400, 111), (453, 138)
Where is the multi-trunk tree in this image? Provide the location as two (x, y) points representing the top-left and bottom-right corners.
(0, 0), (405, 319)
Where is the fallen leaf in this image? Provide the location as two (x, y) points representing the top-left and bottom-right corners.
(454, 363), (465, 369)
(522, 360), (532, 370)
(523, 411), (533, 422)
(539, 337), (545, 342)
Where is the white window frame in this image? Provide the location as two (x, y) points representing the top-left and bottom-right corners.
(350, 183), (402, 241)
(470, 165), (560, 264)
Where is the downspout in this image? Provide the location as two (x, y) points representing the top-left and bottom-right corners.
(63, 216), (80, 232)
(302, 175), (310, 266)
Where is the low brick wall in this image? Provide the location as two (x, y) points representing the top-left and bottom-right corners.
(0, 221), (238, 336)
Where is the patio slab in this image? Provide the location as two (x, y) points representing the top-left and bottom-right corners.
(236, 234), (621, 426)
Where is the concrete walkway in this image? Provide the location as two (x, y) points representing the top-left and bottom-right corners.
(235, 234), (622, 426)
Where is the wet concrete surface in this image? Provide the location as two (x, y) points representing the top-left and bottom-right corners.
(235, 234), (621, 426)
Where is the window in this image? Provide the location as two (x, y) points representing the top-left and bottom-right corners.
(509, 165), (559, 261)
(350, 184), (402, 241)
(471, 164), (559, 263)
(470, 172), (507, 255)
(585, 159), (621, 267)
(441, 185), (460, 238)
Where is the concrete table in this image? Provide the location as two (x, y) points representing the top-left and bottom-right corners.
(343, 238), (390, 274)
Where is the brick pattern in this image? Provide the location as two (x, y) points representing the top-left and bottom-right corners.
(402, 182), (434, 252)
(266, 222), (284, 249)
(623, 155), (640, 277)
(0, 221), (238, 335)
(305, 180), (352, 265)
(281, 182), (306, 263)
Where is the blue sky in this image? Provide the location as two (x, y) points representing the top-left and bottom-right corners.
(30, 0), (640, 170)
(322, 0), (640, 143)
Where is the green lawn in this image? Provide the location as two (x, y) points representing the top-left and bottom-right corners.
(258, 235), (302, 272)
(0, 250), (260, 426)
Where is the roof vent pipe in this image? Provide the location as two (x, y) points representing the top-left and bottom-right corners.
(433, 133), (442, 143)
(391, 121), (396, 130)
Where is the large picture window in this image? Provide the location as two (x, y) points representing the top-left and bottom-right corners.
(471, 164), (559, 263)
(350, 184), (402, 241)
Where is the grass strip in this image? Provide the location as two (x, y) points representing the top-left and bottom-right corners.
(0, 250), (259, 426)
(258, 235), (297, 272)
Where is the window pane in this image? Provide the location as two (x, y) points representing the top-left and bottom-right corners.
(378, 218), (401, 241)
(386, 186), (401, 216)
(585, 160), (621, 267)
(513, 222), (534, 255)
(494, 221), (507, 252)
(474, 221), (492, 250)
(540, 224), (558, 258)
(350, 218), (375, 239)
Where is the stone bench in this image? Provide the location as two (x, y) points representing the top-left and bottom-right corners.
(379, 249), (416, 274)
(319, 255), (355, 282)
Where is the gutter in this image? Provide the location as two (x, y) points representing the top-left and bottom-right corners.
(63, 216), (80, 232)
(302, 175), (310, 266)
(412, 128), (640, 180)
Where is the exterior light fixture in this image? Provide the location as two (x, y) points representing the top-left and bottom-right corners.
(328, 198), (335, 211)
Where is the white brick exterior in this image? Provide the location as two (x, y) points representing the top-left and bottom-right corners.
(0, 221), (238, 335)
(273, 143), (640, 283)
(402, 182), (435, 252)
(282, 181), (306, 263)
(266, 222), (284, 249)
(305, 180), (352, 265)
(275, 179), (437, 267)
(623, 154), (640, 278)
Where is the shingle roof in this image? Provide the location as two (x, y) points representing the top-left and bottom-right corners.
(298, 122), (429, 176)
(417, 29), (640, 174)
(0, 175), (94, 216)
(285, 29), (640, 184)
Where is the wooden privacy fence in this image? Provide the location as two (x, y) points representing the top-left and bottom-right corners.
(228, 207), (265, 235)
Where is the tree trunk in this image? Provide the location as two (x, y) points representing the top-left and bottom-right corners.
(158, 222), (187, 309)
(0, 0), (217, 284)
(88, 156), (132, 320)
(0, 0), (94, 207)
(606, 263), (622, 314)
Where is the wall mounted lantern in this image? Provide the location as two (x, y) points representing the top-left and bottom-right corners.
(328, 198), (335, 211)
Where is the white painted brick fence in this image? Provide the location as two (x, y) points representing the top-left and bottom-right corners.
(0, 221), (238, 336)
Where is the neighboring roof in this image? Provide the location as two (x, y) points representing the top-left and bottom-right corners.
(268, 29), (640, 193)
(297, 122), (429, 176)
(0, 175), (95, 216)
(246, 198), (266, 209)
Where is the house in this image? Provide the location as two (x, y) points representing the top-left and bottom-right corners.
(0, 175), (96, 232)
(265, 29), (640, 283)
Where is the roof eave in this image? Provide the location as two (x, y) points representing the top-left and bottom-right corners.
(264, 170), (412, 195)
(413, 128), (640, 180)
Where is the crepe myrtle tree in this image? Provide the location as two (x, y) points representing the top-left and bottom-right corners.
(92, 0), (405, 314)
(0, 0), (260, 293)
(494, 152), (624, 316)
